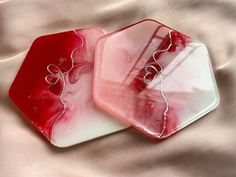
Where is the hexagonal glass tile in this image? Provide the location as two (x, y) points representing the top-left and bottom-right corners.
(9, 28), (128, 147)
(93, 19), (220, 139)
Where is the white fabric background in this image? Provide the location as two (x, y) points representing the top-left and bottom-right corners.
(0, 0), (236, 176)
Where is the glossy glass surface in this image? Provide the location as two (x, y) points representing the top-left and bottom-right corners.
(9, 28), (128, 147)
(94, 20), (220, 138)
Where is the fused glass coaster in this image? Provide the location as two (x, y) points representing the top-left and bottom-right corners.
(94, 19), (220, 139)
(9, 28), (128, 147)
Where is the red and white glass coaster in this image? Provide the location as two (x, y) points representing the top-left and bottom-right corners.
(9, 28), (128, 147)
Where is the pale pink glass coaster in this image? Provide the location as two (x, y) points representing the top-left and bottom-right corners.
(93, 19), (220, 139)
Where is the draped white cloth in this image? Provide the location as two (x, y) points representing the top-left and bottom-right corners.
(1, 0), (236, 176)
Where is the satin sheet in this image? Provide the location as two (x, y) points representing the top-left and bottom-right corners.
(0, 0), (236, 177)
